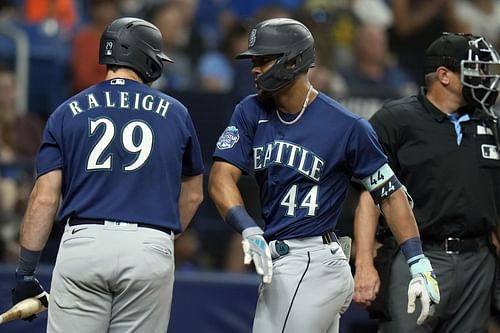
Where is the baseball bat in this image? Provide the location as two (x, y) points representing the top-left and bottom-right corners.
(0, 292), (49, 324)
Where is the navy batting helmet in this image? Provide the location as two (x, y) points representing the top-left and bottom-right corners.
(99, 17), (173, 83)
(236, 18), (315, 92)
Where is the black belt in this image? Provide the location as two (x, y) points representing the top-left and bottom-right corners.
(322, 231), (338, 245)
(68, 217), (173, 235)
(422, 237), (488, 254)
(274, 231), (338, 257)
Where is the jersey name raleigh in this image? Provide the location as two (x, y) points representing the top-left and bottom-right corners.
(253, 140), (325, 182)
(67, 91), (171, 118)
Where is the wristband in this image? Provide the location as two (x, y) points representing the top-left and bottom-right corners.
(225, 205), (258, 233)
(16, 246), (42, 278)
(399, 237), (424, 265)
(400, 237), (424, 264)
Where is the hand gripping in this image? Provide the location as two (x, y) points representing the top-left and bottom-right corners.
(11, 274), (48, 321)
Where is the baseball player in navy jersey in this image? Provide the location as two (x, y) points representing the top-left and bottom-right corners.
(10, 17), (204, 333)
(209, 18), (440, 333)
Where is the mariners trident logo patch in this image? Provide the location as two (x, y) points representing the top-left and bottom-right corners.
(217, 126), (240, 150)
(249, 29), (257, 47)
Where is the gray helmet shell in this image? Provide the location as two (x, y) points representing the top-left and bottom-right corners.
(237, 18), (315, 92)
(99, 17), (173, 83)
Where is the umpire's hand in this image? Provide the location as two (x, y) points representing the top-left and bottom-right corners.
(241, 227), (273, 284)
(407, 256), (440, 325)
(12, 273), (48, 321)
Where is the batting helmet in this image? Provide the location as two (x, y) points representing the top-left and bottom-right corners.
(425, 32), (500, 116)
(99, 17), (173, 83)
(236, 18), (315, 92)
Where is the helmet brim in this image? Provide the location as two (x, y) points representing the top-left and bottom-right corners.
(158, 52), (174, 63)
(235, 48), (281, 59)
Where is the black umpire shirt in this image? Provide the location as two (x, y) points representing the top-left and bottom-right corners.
(370, 87), (500, 241)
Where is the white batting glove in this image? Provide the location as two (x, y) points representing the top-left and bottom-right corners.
(407, 256), (440, 325)
(242, 227), (273, 284)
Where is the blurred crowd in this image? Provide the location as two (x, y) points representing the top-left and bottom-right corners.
(1, 0), (500, 277)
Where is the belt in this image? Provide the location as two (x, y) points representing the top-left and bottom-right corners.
(273, 231), (338, 257)
(68, 217), (173, 235)
(322, 231), (337, 245)
(422, 237), (488, 254)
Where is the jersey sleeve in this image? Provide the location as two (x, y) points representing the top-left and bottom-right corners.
(182, 113), (205, 176)
(35, 109), (64, 177)
(347, 118), (388, 179)
(212, 102), (255, 174)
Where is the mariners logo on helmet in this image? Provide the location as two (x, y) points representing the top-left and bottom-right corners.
(249, 29), (257, 47)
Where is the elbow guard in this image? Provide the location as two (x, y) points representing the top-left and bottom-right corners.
(359, 163), (402, 206)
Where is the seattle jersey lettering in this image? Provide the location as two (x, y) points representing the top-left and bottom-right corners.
(253, 140), (325, 182)
(67, 91), (171, 118)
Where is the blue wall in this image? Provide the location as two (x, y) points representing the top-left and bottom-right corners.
(0, 264), (377, 333)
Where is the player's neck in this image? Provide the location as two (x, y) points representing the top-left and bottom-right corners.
(275, 80), (316, 114)
(105, 69), (144, 83)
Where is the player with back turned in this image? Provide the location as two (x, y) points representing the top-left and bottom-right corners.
(10, 17), (204, 332)
(208, 18), (440, 333)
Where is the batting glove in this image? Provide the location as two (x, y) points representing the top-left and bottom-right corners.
(407, 256), (440, 325)
(242, 227), (273, 284)
(12, 272), (48, 321)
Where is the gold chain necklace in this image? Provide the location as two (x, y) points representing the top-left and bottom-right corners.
(276, 85), (313, 125)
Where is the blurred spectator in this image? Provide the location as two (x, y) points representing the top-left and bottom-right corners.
(352, 0), (393, 29)
(0, 0), (21, 21)
(147, 1), (196, 91)
(340, 23), (417, 99)
(298, 0), (358, 71)
(388, 0), (467, 85)
(196, 22), (253, 95)
(455, 0), (500, 49)
(170, 0), (206, 66)
(0, 63), (43, 263)
(24, 0), (78, 35)
(0, 64), (43, 216)
(251, 4), (293, 24)
(308, 65), (348, 99)
(70, 0), (119, 93)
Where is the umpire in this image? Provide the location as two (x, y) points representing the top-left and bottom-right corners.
(10, 17), (204, 332)
(353, 32), (500, 332)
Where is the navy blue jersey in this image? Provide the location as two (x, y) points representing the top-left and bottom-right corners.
(36, 78), (204, 232)
(213, 92), (387, 240)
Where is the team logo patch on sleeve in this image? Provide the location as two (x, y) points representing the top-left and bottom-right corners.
(217, 126), (240, 150)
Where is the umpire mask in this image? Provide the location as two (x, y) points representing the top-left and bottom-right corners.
(425, 33), (500, 117)
(460, 36), (500, 117)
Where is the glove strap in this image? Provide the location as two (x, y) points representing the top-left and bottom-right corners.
(16, 246), (42, 279)
(242, 226), (264, 238)
(225, 205), (258, 233)
(409, 257), (433, 277)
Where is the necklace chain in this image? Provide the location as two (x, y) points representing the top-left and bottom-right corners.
(276, 85), (313, 125)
